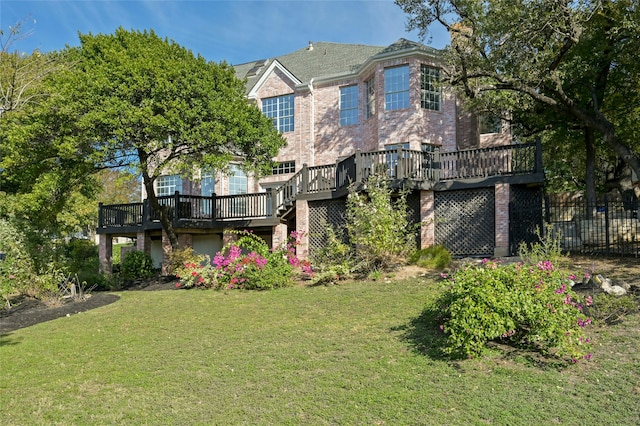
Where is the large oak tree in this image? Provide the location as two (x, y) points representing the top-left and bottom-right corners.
(396, 0), (640, 201)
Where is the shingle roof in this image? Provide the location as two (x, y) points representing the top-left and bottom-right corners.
(234, 39), (441, 93)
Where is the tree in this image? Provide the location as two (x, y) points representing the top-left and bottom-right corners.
(395, 0), (640, 191)
(0, 17), (64, 117)
(25, 28), (286, 249)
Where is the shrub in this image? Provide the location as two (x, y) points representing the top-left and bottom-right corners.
(0, 219), (36, 306)
(518, 223), (564, 266)
(121, 250), (154, 280)
(345, 173), (415, 273)
(310, 226), (353, 285)
(176, 230), (311, 290)
(437, 259), (593, 361)
(410, 245), (452, 270)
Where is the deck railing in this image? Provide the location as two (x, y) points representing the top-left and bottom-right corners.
(98, 141), (542, 230)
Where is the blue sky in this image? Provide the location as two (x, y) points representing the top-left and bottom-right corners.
(0, 0), (449, 65)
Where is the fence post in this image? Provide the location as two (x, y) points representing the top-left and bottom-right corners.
(605, 195), (610, 255)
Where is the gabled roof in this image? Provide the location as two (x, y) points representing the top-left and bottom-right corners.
(234, 39), (442, 94)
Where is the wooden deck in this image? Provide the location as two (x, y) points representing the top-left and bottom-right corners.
(97, 141), (544, 234)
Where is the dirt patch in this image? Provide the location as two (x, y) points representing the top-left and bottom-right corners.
(0, 293), (121, 334)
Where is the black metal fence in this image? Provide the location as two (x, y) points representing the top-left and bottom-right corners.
(544, 196), (639, 256)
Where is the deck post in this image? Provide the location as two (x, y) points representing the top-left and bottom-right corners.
(433, 147), (441, 181)
(98, 203), (104, 229)
(396, 146), (404, 179)
(268, 188), (277, 217)
(295, 199), (309, 259)
(355, 149), (362, 183)
(535, 137), (543, 173)
(301, 164), (309, 194)
(173, 191), (180, 222)
(211, 193), (217, 222)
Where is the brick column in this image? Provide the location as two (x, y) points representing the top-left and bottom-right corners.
(494, 183), (511, 257)
(295, 199), (309, 259)
(98, 234), (113, 275)
(272, 223), (289, 250)
(420, 190), (435, 249)
(136, 231), (151, 255)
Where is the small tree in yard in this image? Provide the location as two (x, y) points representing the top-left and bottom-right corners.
(345, 174), (415, 273)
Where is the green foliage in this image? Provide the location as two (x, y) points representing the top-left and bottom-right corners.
(310, 226), (353, 285)
(518, 223), (564, 266)
(345, 174), (415, 273)
(0, 219), (35, 306)
(410, 245), (452, 270)
(121, 250), (155, 280)
(169, 246), (206, 274)
(437, 259), (593, 361)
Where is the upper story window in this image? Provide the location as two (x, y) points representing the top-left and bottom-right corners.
(365, 77), (375, 119)
(262, 94), (294, 133)
(479, 114), (503, 134)
(156, 175), (182, 196)
(272, 161), (296, 175)
(421, 65), (441, 111)
(384, 65), (410, 111)
(228, 165), (247, 195)
(201, 172), (215, 197)
(340, 85), (359, 126)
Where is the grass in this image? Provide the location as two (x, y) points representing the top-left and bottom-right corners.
(1, 276), (639, 425)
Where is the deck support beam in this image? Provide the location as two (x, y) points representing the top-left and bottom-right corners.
(420, 190), (435, 249)
(494, 183), (511, 257)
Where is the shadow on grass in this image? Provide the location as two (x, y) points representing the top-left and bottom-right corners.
(0, 332), (23, 347)
(392, 305), (450, 361)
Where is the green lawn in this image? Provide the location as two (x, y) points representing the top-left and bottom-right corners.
(1, 277), (639, 425)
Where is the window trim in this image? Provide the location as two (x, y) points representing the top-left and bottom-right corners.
(262, 94), (295, 133)
(272, 161), (296, 175)
(156, 175), (182, 196)
(384, 65), (410, 111)
(420, 65), (441, 111)
(339, 84), (359, 126)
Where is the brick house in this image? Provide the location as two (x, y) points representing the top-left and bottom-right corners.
(97, 39), (544, 274)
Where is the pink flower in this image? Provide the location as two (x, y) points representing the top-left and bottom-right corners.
(586, 295), (593, 306)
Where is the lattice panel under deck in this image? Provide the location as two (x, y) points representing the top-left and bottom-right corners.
(434, 188), (495, 256)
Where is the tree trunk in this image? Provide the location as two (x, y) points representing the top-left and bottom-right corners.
(584, 127), (597, 220)
(141, 170), (180, 250)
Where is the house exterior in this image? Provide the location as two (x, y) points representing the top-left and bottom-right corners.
(97, 39), (544, 274)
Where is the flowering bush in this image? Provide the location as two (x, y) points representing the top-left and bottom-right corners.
(437, 259), (593, 361)
(175, 230), (312, 290)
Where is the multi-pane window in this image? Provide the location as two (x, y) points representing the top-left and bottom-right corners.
(272, 161), (296, 175)
(228, 165), (247, 195)
(365, 77), (375, 119)
(384, 65), (410, 111)
(201, 172), (215, 197)
(262, 94), (294, 133)
(156, 175), (182, 196)
(479, 114), (503, 134)
(339, 85), (359, 126)
(421, 65), (441, 111)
